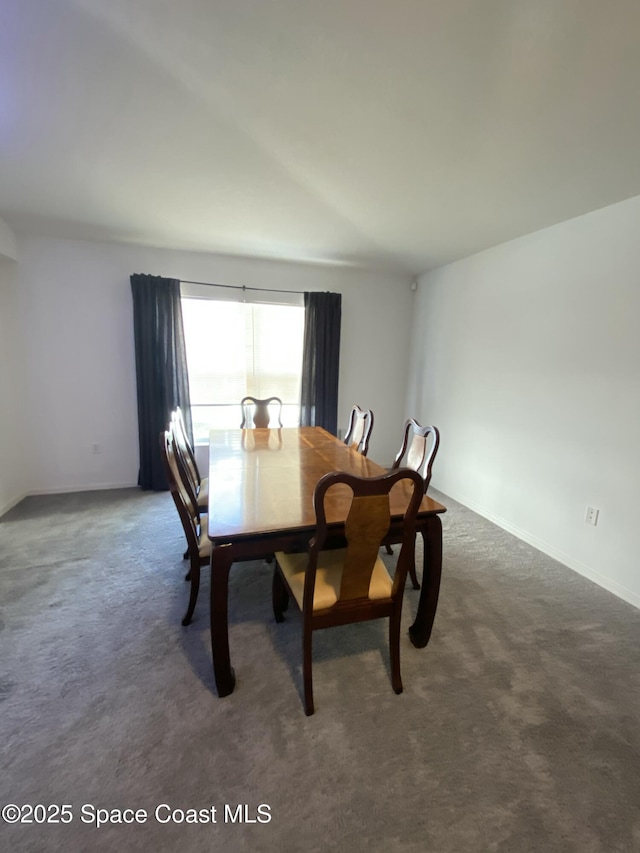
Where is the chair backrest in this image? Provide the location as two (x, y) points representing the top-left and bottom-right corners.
(343, 405), (374, 456)
(170, 411), (202, 511)
(168, 419), (200, 511)
(172, 408), (201, 485)
(240, 396), (283, 428)
(309, 468), (424, 603)
(159, 429), (202, 554)
(391, 420), (440, 490)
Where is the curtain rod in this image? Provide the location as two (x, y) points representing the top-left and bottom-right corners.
(179, 278), (305, 296)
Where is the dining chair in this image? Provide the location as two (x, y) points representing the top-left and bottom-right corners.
(343, 404), (374, 456)
(272, 467), (424, 715)
(385, 419), (441, 586)
(171, 407), (208, 514)
(391, 419), (440, 488)
(160, 429), (210, 626)
(240, 396), (284, 428)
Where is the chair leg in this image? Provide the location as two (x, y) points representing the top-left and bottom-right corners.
(389, 610), (403, 695)
(182, 562), (200, 626)
(409, 556), (420, 590)
(302, 621), (314, 715)
(385, 544), (418, 588)
(272, 568), (288, 623)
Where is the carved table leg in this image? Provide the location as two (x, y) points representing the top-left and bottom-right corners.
(210, 544), (236, 697)
(409, 515), (443, 648)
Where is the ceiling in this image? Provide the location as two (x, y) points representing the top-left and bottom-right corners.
(3, 0), (640, 275)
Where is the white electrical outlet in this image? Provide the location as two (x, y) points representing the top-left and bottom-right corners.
(585, 506), (599, 526)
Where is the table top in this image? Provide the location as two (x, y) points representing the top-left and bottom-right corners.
(207, 426), (446, 542)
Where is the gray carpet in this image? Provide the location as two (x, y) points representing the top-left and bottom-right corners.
(1, 488), (639, 852)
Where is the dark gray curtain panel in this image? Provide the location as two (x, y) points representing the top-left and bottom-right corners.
(300, 291), (342, 436)
(130, 274), (192, 490)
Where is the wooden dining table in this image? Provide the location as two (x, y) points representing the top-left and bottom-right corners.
(207, 426), (447, 697)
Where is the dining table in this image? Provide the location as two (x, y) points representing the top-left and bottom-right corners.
(207, 426), (447, 697)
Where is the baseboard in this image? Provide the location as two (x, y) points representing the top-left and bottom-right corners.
(440, 488), (640, 612)
(28, 481), (139, 496)
(0, 491), (29, 519)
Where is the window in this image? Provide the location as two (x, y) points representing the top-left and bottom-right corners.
(181, 296), (305, 442)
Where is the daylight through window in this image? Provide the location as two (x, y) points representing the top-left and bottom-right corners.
(181, 297), (305, 441)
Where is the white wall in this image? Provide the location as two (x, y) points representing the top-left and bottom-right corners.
(407, 194), (640, 608)
(16, 237), (413, 495)
(0, 257), (28, 514)
(0, 216), (18, 261)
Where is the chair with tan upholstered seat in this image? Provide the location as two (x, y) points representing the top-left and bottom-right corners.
(240, 396), (283, 429)
(272, 467), (423, 715)
(343, 404), (374, 456)
(171, 407), (208, 513)
(160, 429), (210, 626)
(384, 420), (440, 586)
(391, 419), (440, 488)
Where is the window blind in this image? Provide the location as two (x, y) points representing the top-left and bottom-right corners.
(181, 297), (304, 435)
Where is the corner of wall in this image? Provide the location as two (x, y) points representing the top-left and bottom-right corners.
(0, 218), (18, 262)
